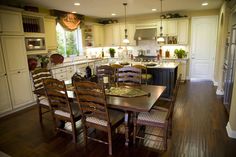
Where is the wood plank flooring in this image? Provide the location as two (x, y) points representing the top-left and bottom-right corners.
(1, 81), (236, 157)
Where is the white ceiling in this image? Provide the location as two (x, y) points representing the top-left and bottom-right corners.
(4, 0), (223, 18)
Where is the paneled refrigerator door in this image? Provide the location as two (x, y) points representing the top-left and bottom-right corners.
(0, 41), (12, 114)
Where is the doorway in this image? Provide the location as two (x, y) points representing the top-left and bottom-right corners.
(190, 16), (218, 80)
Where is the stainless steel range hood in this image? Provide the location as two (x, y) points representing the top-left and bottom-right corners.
(134, 28), (157, 40)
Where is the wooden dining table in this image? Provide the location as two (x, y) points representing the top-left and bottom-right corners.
(33, 83), (166, 146)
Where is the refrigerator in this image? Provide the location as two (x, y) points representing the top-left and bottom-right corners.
(223, 24), (236, 113)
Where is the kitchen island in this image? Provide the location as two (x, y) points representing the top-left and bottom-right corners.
(145, 62), (178, 98)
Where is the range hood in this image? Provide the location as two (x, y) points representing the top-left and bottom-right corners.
(134, 28), (157, 40)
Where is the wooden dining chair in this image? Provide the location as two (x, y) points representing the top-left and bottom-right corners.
(74, 81), (124, 155)
(96, 65), (114, 85)
(133, 74), (182, 150)
(132, 64), (153, 85)
(43, 78), (81, 143)
(31, 68), (52, 123)
(116, 66), (142, 86)
(110, 64), (123, 82)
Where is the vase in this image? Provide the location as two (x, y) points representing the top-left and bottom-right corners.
(41, 62), (48, 68)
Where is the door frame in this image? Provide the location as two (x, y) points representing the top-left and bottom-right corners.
(190, 15), (218, 81)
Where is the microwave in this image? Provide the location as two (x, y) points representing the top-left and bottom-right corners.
(25, 37), (46, 51)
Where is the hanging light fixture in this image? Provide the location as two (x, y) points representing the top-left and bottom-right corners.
(123, 3), (129, 44)
(157, 0), (165, 42)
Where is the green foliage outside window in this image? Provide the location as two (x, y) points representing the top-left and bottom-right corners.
(56, 23), (80, 57)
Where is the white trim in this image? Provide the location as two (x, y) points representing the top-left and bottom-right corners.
(213, 80), (218, 86)
(0, 102), (35, 118)
(226, 122), (236, 139)
(216, 88), (224, 95)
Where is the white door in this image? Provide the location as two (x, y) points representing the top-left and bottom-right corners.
(8, 70), (33, 109)
(190, 16), (218, 80)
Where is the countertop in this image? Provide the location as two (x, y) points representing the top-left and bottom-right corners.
(49, 58), (180, 70)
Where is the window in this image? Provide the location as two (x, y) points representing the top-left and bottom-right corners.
(56, 23), (83, 57)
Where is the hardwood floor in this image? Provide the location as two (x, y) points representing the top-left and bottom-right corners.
(1, 81), (236, 157)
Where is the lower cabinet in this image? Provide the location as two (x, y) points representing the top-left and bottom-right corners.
(8, 70), (33, 109)
(175, 60), (188, 82)
(0, 75), (12, 114)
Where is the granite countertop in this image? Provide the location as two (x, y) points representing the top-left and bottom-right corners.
(50, 58), (108, 70)
(132, 62), (179, 69)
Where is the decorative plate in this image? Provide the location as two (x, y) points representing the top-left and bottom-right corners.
(50, 54), (64, 65)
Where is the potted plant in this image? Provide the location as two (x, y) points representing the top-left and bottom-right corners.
(37, 55), (49, 68)
(174, 49), (187, 59)
(109, 48), (116, 58)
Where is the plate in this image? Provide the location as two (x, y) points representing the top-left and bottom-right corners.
(50, 54), (64, 64)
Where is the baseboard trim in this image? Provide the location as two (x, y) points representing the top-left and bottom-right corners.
(216, 88), (224, 95)
(0, 101), (36, 118)
(226, 122), (236, 139)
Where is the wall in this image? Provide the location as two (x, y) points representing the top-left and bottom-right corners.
(214, 2), (230, 94)
(227, 4), (236, 138)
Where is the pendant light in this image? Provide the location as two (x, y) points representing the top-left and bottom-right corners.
(123, 3), (129, 44)
(157, 0), (165, 42)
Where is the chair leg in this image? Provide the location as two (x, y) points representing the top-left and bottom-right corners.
(108, 128), (112, 155)
(38, 103), (43, 123)
(163, 122), (168, 151)
(133, 112), (137, 144)
(71, 121), (77, 143)
(83, 125), (88, 146)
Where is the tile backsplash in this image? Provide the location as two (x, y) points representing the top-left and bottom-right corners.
(85, 40), (189, 58)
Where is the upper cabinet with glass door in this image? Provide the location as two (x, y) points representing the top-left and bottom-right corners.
(0, 9), (24, 35)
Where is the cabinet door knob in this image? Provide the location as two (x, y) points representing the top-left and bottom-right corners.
(18, 71), (21, 73)
(5, 73), (7, 76)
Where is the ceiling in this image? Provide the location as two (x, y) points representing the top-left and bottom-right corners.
(2, 0), (223, 18)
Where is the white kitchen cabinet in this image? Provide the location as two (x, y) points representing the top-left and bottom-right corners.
(1, 36), (28, 71)
(120, 23), (136, 46)
(8, 70), (33, 109)
(93, 24), (104, 47)
(176, 59), (188, 82)
(0, 35), (33, 110)
(51, 67), (67, 81)
(104, 24), (122, 46)
(66, 66), (75, 80)
(104, 24), (113, 46)
(166, 20), (178, 36)
(0, 10), (23, 35)
(0, 76), (12, 113)
(157, 20), (167, 36)
(113, 24), (121, 46)
(177, 19), (189, 45)
(0, 42), (12, 114)
(44, 16), (57, 50)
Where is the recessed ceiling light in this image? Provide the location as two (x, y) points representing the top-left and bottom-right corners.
(72, 11), (77, 13)
(74, 2), (80, 6)
(152, 9), (157, 11)
(202, 2), (208, 6)
(111, 13), (116, 16)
